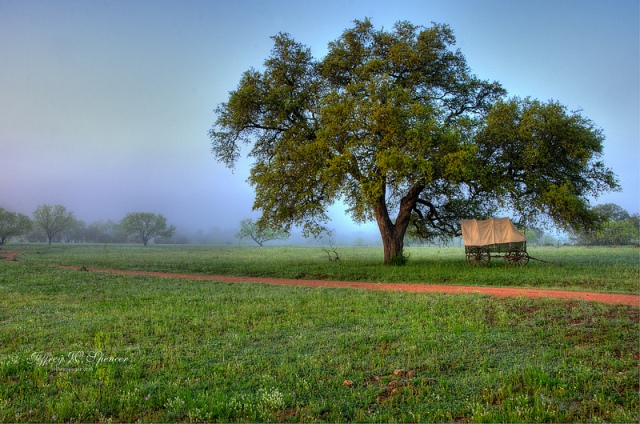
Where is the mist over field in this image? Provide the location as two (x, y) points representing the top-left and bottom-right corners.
(1, 0), (637, 243)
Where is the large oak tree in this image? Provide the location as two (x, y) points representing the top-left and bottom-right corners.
(209, 19), (618, 264)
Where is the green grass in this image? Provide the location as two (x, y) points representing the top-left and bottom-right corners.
(0, 245), (638, 422)
(8, 243), (640, 293)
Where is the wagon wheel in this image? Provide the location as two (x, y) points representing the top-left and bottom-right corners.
(466, 248), (490, 266)
(504, 248), (529, 267)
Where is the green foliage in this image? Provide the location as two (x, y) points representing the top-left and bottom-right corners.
(0, 251), (637, 422)
(592, 220), (639, 246)
(592, 203), (631, 221)
(209, 19), (618, 264)
(0, 208), (32, 245)
(574, 203), (640, 246)
(476, 98), (618, 233)
(32, 204), (77, 245)
(235, 218), (289, 246)
(120, 212), (176, 246)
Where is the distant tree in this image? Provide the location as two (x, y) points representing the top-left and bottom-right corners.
(209, 19), (618, 264)
(194, 226), (237, 245)
(26, 226), (47, 243)
(596, 220), (639, 247)
(0, 208), (33, 245)
(524, 229), (539, 245)
(85, 220), (123, 244)
(120, 212), (176, 246)
(592, 203), (630, 222)
(353, 237), (367, 247)
(575, 203), (639, 246)
(539, 233), (560, 247)
(63, 220), (87, 243)
(72, 219), (117, 243)
(235, 218), (289, 246)
(154, 231), (190, 244)
(524, 228), (560, 246)
(32, 204), (77, 245)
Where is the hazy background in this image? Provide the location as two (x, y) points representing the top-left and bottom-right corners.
(1, 0), (638, 242)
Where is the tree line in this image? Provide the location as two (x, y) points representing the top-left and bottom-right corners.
(571, 204), (640, 247)
(1, 203), (637, 247)
(0, 205), (175, 246)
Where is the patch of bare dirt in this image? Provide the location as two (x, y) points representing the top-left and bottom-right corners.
(0, 250), (25, 261)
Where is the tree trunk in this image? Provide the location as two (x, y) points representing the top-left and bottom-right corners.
(378, 220), (406, 265)
(374, 184), (423, 265)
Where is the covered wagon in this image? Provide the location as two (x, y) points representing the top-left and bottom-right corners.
(461, 217), (529, 266)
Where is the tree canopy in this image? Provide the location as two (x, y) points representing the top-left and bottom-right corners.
(209, 19), (619, 264)
(591, 203), (631, 222)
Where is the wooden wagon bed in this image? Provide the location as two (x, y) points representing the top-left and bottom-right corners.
(461, 218), (529, 266)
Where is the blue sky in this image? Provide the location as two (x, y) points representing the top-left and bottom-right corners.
(1, 0), (638, 239)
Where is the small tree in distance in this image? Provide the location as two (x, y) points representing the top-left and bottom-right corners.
(120, 212), (176, 246)
(0, 207), (33, 245)
(235, 218), (289, 246)
(32, 204), (77, 245)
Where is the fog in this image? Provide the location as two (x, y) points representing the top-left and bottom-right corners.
(1, 0), (638, 244)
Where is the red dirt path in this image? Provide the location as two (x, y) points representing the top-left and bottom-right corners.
(2, 250), (638, 307)
(0, 250), (24, 261)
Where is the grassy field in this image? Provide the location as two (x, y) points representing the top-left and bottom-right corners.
(0, 244), (638, 422)
(7, 243), (640, 293)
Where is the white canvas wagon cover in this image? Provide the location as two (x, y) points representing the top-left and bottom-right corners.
(461, 217), (526, 247)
